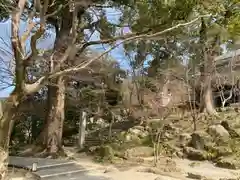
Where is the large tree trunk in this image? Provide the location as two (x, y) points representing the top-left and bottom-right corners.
(203, 75), (216, 114)
(36, 55), (68, 156)
(35, 1), (92, 156)
(40, 76), (66, 155)
(202, 46), (218, 115)
(36, 6), (79, 156)
(199, 18), (216, 115)
(200, 60), (216, 115)
(0, 93), (19, 179)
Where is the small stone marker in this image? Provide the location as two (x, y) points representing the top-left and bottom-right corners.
(32, 162), (38, 172)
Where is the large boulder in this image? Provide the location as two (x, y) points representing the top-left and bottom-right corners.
(187, 172), (206, 180)
(207, 125), (230, 142)
(127, 126), (149, 139)
(162, 123), (180, 133)
(215, 156), (240, 170)
(189, 131), (212, 150)
(183, 147), (208, 161)
(179, 133), (192, 147)
(98, 145), (115, 160)
(129, 127), (142, 135)
(157, 142), (184, 158)
(221, 121), (240, 138)
(206, 145), (233, 158)
(121, 131), (141, 144)
(155, 123), (180, 142)
(234, 128), (240, 137)
(124, 146), (154, 159)
(215, 146), (233, 156)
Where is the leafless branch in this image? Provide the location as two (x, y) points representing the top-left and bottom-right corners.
(215, 54), (236, 108)
(23, 14), (211, 94)
(76, 14), (212, 53)
(45, 2), (70, 18)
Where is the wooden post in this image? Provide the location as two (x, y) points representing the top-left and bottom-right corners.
(78, 111), (87, 150)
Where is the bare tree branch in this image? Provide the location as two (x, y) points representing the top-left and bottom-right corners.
(23, 14), (211, 94)
(11, 0), (51, 95)
(11, 0), (28, 92)
(23, 0), (52, 63)
(45, 2), (70, 18)
(76, 14), (212, 53)
(20, 0), (39, 48)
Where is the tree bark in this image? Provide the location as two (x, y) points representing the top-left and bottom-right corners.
(36, 54), (68, 155)
(36, 6), (79, 155)
(199, 18), (216, 115)
(200, 57), (216, 115)
(202, 47), (218, 115)
(0, 93), (19, 179)
(40, 76), (66, 155)
(203, 75), (216, 114)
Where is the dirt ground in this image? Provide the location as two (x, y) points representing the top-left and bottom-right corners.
(10, 155), (240, 180)
(9, 167), (39, 180)
(10, 110), (240, 180)
(61, 111), (240, 180)
(65, 147), (240, 180)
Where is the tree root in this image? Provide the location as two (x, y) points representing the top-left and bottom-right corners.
(35, 148), (67, 159)
(18, 145), (66, 159)
(17, 145), (43, 157)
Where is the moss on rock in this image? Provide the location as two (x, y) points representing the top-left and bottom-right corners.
(98, 145), (115, 161)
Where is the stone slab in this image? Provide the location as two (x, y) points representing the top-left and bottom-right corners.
(41, 173), (111, 180)
(9, 156), (74, 170)
(37, 163), (85, 177)
(9, 156), (110, 180)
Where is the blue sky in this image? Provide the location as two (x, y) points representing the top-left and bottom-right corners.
(0, 7), (131, 97)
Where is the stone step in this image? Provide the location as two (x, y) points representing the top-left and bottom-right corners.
(41, 172), (108, 180)
(37, 161), (76, 171)
(38, 163), (87, 179)
(9, 156), (75, 171)
(9, 156), (110, 180)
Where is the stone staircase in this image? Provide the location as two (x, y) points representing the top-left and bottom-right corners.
(64, 120), (136, 148)
(9, 156), (107, 180)
(84, 120), (137, 147)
